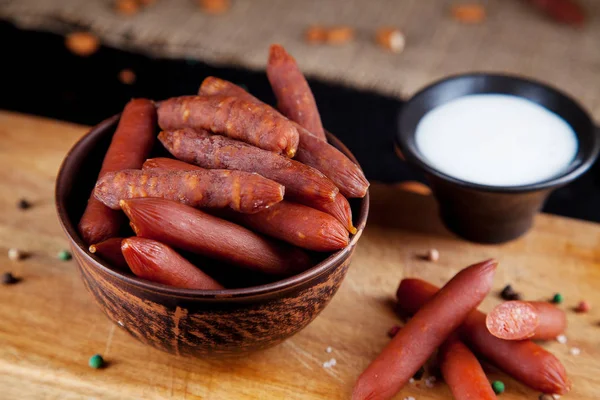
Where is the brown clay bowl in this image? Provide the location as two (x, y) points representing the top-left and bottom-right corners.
(55, 114), (369, 357)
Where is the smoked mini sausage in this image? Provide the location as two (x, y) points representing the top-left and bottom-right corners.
(439, 335), (497, 400)
(142, 158), (349, 251)
(89, 237), (128, 271)
(266, 45), (326, 141)
(486, 300), (567, 340)
(396, 279), (571, 395)
(198, 77), (358, 231)
(295, 124), (369, 198)
(222, 201), (349, 252)
(78, 98), (156, 244)
(320, 193), (356, 234)
(121, 237), (224, 290)
(199, 76), (368, 198)
(120, 198), (312, 275)
(94, 168), (284, 214)
(353, 260), (497, 400)
(158, 129), (338, 206)
(157, 95), (299, 157)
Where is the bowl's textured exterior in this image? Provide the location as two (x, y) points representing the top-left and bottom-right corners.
(56, 114), (369, 356)
(73, 241), (355, 355)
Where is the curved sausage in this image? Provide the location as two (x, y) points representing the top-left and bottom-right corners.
(198, 77), (358, 231)
(157, 95), (299, 157)
(439, 335), (497, 400)
(142, 158), (348, 251)
(89, 237), (128, 271)
(120, 198), (312, 276)
(266, 45), (326, 141)
(78, 98), (156, 244)
(222, 201), (349, 252)
(353, 259), (497, 400)
(486, 300), (567, 340)
(294, 123), (369, 198)
(158, 129), (338, 205)
(121, 237), (224, 290)
(94, 168), (284, 214)
(395, 279), (571, 395)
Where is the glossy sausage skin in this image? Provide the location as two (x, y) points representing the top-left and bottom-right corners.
(265, 45), (326, 141)
(486, 300), (567, 340)
(222, 201), (349, 251)
(120, 198), (312, 275)
(352, 260), (497, 400)
(157, 95), (299, 157)
(78, 98), (156, 244)
(439, 335), (497, 400)
(396, 279), (571, 395)
(198, 77), (358, 231)
(89, 237), (128, 271)
(320, 193), (356, 234)
(158, 129), (338, 205)
(121, 237), (224, 290)
(142, 158), (348, 251)
(94, 168), (284, 214)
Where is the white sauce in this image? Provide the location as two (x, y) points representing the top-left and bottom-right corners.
(415, 94), (578, 186)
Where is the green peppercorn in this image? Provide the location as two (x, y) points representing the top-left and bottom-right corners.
(552, 293), (563, 304)
(89, 354), (104, 369)
(58, 250), (72, 261)
(492, 380), (505, 394)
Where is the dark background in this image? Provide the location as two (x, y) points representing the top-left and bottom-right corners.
(2, 21), (599, 223)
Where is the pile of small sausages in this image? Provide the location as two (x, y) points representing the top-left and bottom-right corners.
(353, 260), (571, 400)
(79, 44), (369, 289)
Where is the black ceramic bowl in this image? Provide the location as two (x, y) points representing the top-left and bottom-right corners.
(55, 114), (369, 356)
(397, 73), (599, 243)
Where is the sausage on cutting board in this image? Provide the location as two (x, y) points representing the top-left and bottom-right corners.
(486, 300), (567, 340)
(395, 279), (571, 395)
(353, 260), (497, 400)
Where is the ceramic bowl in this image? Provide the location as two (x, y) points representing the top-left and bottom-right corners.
(397, 73), (599, 243)
(56, 114), (369, 356)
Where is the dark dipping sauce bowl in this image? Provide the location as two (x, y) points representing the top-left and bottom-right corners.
(397, 74), (599, 244)
(55, 114), (369, 357)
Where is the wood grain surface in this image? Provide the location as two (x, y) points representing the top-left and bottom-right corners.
(0, 111), (599, 399)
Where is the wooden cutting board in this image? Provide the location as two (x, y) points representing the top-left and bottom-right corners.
(0, 111), (599, 400)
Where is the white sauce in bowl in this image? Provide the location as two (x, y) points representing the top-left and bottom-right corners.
(415, 94), (578, 186)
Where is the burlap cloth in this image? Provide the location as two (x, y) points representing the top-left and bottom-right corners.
(2, 0), (599, 119)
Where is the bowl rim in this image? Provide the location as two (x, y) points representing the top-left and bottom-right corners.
(396, 72), (600, 194)
(55, 114), (369, 301)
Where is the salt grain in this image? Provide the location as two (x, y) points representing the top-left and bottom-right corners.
(569, 347), (580, 356)
(326, 346), (332, 353)
(425, 376), (437, 388)
(8, 248), (23, 261)
(553, 395), (561, 399)
(556, 334), (567, 344)
(403, 397), (416, 400)
(322, 358), (337, 368)
(409, 378), (415, 384)
(426, 249), (439, 262)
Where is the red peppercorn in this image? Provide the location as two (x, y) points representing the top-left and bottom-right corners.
(387, 325), (401, 338)
(575, 300), (591, 313)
